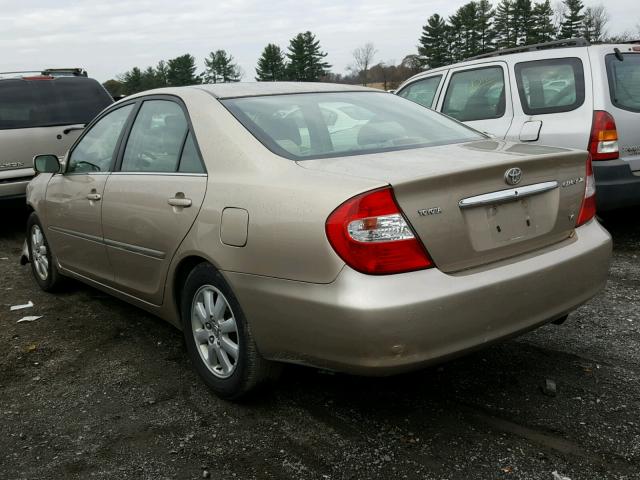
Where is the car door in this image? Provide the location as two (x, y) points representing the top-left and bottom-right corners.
(101, 97), (207, 305)
(436, 62), (513, 138)
(505, 56), (591, 148)
(45, 103), (135, 283)
(396, 73), (446, 109)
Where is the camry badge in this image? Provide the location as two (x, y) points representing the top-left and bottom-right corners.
(0, 161), (24, 169)
(504, 167), (522, 186)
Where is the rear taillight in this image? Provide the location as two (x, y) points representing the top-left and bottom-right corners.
(326, 187), (433, 275)
(588, 111), (619, 161)
(576, 154), (596, 227)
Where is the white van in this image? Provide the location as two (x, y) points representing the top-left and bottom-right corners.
(396, 38), (640, 211)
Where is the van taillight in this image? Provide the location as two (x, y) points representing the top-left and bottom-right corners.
(588, 111), (619, 161)
(576, 154), (596, 227)
(325, 187), (433, 275)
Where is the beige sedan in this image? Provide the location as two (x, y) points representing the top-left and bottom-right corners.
(24, 83), (611, 399)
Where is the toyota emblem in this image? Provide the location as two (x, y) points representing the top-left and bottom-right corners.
(504, 167), (522, 186)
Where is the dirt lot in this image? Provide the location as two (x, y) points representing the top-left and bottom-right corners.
(1, 203), (639, 480)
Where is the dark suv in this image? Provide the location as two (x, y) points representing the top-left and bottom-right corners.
(0, 68), (113, 200)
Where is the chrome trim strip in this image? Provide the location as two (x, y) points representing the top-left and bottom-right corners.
(110, 172), (207, 177)
(49, 226), (165, 259)
(103, 238), (166, 259)
(49, 226), (103, 244)
(458, 181), (558, 209)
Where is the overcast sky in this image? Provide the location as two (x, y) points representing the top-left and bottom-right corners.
(0, 0), (638, 82)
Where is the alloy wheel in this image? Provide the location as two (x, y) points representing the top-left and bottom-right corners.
(191, 285), (240, 379)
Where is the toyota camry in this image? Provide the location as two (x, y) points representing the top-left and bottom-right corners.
(23, 83), (612, 399)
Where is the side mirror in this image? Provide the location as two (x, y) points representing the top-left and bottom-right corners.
(33, 154), (61, 174)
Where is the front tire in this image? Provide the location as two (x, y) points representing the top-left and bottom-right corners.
(181, 263), (278, 400)
(27, 213), (63, 292)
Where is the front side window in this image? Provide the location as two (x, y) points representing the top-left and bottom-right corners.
(0, 77), (113, 130)
(222, 91), (484, 160)
(67, 104), (134, 174)
(606, 53), (640, 112)
(442, 66), (506, 121)
(121, 100), (189, 172)
(515, 58), (585, 115)
(397, 75), (442, 108)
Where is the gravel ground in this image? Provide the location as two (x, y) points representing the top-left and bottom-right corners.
(1, 202), (639, 480)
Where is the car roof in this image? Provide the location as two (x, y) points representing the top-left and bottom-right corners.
(194, 82), (376, 99)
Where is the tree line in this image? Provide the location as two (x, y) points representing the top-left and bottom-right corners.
(419, 0), (614, 68)
(105, 31), (331, 96)
(102, 2), (636, 97)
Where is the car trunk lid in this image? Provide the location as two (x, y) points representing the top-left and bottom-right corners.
(299, 140), (589, 272)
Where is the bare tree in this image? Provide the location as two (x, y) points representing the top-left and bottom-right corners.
(350, 43), (377, 86)
(583, 4), (609, 42)
(552, 1), (566, 37)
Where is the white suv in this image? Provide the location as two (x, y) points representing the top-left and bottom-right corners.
(396, 38), (640, 212)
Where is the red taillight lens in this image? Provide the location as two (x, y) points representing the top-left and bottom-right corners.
(325, 187), (433, 275)
(576, 154), (596, 227)
(588, 111), (619, 161)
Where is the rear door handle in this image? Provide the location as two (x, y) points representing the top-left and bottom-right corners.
(168, 196), (192, 208)
(87, 193), (101, 201)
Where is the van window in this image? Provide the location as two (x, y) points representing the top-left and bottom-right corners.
(514, 58), (585, 115)
(606, 53), (640, 113)
(0, 77), (113, 130)
(442, 67), (506, 121)
(398, 75), (442, 108)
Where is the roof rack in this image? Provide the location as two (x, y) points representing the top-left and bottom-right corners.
(0, 68), (88, 79)
(41, 68), (88, 77)
(465, 37), (590, 61)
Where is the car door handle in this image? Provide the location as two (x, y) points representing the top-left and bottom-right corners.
(86, 193), (101, 201)
(168, 197), (192, 208)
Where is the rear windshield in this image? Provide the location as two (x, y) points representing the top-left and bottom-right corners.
(221, 91), (484, 160)
(0, 77), (113, 130)
(606, 53), (640, 112)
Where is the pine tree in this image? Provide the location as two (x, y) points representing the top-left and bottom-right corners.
(559, 0), (585, 39)
(204, 50), (241, 83)
(121, 67), (143, 94)
(285, 32), (331, 82)
(476, 0), (496, 54)
(167, 54), (201, 86)
(531, 0), (556, 43)
(494, 0), (518, 48)
(514, 0), (534, 45)
(418, 14), (451, 67)
(155, 60), (169, 87)
(255, 44), (287, 81)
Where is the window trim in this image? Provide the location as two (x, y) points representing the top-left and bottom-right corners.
(64, 101), (137, 175)
(396, 74), (444, 108)
(605, 53), (640, 113)
(514, 57), (585, 116)
(441, 65), (507, 122)
(114, 94), (207, 175)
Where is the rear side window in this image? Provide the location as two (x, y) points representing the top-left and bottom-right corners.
(442, 67), (506, 121)
(121, 100), (189, 173)
(0, 77), (113, 130)
(398, 75), (442, 108)
(514, 58), (585, 115)
(606, 53), (640, 112)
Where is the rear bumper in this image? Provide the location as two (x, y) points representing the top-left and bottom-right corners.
(593, 160), (640, 211)
(0, 167), (34, 200)
(225, 220), (612, 375)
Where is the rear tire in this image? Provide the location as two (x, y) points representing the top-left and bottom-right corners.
(26, 213), (64, 292)
(181, 262), (279, 400)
